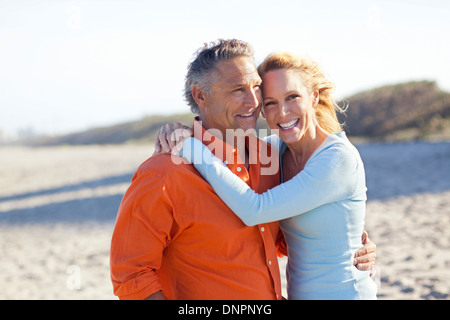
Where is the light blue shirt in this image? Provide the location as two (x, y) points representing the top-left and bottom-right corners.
(180, 132), (377, 300)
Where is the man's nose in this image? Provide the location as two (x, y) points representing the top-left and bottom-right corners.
(244, 88), (261, 108)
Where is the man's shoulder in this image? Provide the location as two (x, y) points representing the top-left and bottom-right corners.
(136, 154), (196, 177)
(124, 154), (203, 200)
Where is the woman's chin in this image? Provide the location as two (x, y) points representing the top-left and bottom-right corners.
(270, 126), (301, 142)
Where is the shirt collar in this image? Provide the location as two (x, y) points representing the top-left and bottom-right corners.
(191, 117), (280, 189)
(192, 117), (261, 166)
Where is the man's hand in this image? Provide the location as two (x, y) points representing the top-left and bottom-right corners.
(153, 122), (192, 155)
(144, 290), (166, 300)
(353, 230), (377, 278)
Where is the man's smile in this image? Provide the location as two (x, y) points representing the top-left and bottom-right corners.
(236, 109), (257, 118)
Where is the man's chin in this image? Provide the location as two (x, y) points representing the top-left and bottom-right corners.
(235, 114), (259, 129)
(234, 121), (258, 134)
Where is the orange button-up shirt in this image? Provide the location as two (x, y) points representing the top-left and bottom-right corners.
(110, 119), (282, 300)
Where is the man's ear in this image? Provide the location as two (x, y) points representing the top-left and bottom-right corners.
(192, 85), (207, 110)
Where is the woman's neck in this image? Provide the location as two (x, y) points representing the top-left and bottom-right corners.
(283, 126), (329, 172)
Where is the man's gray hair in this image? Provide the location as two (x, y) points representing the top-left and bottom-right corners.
(184, 39), (255, 114)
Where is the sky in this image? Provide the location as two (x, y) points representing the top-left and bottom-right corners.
(1, 0), (449, 136)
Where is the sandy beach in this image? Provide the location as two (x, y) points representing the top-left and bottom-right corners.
(1, 140), (449, 300)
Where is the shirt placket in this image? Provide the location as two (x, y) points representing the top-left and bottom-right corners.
(201, 125), (282, 300)
(225, 146), (249, 182)
(258, 223), (283, 299)
(234, 139), (282, 300)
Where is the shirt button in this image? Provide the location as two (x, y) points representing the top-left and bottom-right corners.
(260, 227), (265, 232)
(223, 160), (228, 165)
(232, 148), (237, 153)
(268, 260), (272, 266)
(236, 167), (242, 172)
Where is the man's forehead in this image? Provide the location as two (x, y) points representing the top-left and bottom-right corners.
(213, 57), (261, 84)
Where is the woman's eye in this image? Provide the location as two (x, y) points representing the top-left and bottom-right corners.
(264, 101), (275, 107)
(288, 94), (300, 100)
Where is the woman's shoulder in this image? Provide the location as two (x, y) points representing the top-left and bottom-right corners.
(311, 132), (362, 165)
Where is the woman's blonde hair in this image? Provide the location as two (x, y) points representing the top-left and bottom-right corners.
(257, 52), (344, 134)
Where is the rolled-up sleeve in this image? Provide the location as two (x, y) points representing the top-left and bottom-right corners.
(110, 165), (176, 300)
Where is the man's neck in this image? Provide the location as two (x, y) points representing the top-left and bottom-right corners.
(196, 116), (247, 147)
(196, 117), (250, 169)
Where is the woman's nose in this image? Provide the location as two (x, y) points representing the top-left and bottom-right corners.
(278, 102), (288, 117)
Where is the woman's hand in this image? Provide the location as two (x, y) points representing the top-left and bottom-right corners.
(153, 122), (192, 155)
(353, 230), (377, 278)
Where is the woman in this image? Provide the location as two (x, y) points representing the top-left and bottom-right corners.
(161, 52), (377, 300)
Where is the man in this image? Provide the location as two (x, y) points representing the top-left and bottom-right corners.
(110, 39), (375, 300)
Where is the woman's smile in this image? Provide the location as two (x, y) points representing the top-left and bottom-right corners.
(277, 118), (300, 131)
